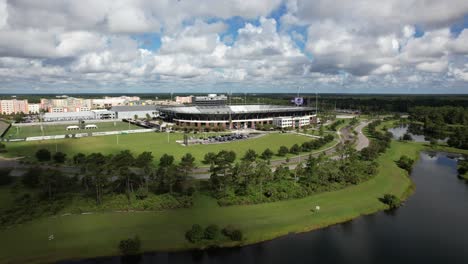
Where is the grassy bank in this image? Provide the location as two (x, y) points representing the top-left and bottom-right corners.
(0, 140), (419, 263)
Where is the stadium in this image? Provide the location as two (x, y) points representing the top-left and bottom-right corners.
(158, 105), (317, 129)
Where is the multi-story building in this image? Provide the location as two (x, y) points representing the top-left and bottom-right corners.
(28, 103), (41, 114)
(272, 116), (311, 128)
(0, 99), (29, 114)
(40, 97), (92, 113)
(175, 96), (193, 104)
(91, 96), (140, 108)
(193, 94), (227, 106)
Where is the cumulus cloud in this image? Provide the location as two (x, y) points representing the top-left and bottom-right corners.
(0, 0), (467, 93)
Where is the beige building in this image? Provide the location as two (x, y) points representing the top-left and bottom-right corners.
(28, 103), (41, 113)
(175, 96), (193, 104)
(0, 99), (29, 114)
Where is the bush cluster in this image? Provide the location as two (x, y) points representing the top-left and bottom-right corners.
(185, 224), (243, 243)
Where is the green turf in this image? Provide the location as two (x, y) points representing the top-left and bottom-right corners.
(0, 141), (419, 263)
(3, 132), (313, 165)
(4, 121), (140, 139)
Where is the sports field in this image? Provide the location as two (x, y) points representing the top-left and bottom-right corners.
(4, 132), (313, 165)
(0, 141), (417, 263)
(3, 121), (140, 139)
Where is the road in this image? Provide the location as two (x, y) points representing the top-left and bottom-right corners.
(355, 121), (370, 150)
(192, 121), (370, 179)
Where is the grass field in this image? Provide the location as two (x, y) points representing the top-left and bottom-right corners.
(0, 141), (419, 263)
(3, 121), (140, 139)
(3, 132), (313, 165)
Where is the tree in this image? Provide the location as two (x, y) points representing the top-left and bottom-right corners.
(39, 169), (67, 200)
(134, 114), (138, 120)
(0, 142), (6, 153)
(381, 194), (401, 209)
(159, 154), (174, 167)
(179, 153), (195, 177)
(260, 148), (274, 160)
(222, 225), (243, 241)
(402, 133), (413, 141)
(35, 148), (51, 162)
(203, 152), (217, 165)
(85, 153), (109, 204)
(289, 144), (300, 154)
(135, 151), (153, 168)
(242, 149), (257, 162)
(119, 236), (141, 255)
(145, 113), (151, 121)
(22, 167), (42, 188)
(0, 169), (12, 186)
(53, 151), (67, 163)
(396, 155), (414, 173)
(277, 146), (289, 156)
(185, 224), (204, 243)
(204, 224), (220, 240)
(73, 153), (86, 166)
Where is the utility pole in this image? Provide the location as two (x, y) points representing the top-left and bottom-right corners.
(315, 88), (318, 115)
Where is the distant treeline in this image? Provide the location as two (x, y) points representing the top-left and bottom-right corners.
(1, 94), (468, 113)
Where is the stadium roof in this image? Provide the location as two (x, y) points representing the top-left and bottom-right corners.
(110, 105), (157, 112)
(159, 105), (316, 114)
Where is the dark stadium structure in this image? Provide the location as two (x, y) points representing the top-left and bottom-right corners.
(158, 105), (317, 129)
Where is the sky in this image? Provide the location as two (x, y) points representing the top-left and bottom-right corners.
(0, 0), (468, 94)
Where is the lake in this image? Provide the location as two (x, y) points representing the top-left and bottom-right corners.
(388, 125), (448, 143)
(63, 152), (468, 264)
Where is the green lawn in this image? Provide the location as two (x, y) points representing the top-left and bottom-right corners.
(4, 121), (140, 139)
(0, 141), (418, 263)
(3, 132), (313, 165)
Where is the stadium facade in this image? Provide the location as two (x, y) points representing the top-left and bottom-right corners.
(159, 105), (317, 129)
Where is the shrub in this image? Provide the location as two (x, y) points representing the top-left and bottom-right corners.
(230, 230), (243, 241)
(35, 149), (51, 162)
(396, 155), (415, 173)
(185, 224), (204, 243)
(0, 169), (12, 186)
(381, 194), (401, 209)
(53, 152), (67, 163)
(402, 133), (413, 141)
(118, 236), (141, 255)
(135, 188), (148, 200)
(204, 224), (220, 240)
(222, 225), (243, 241)
(21, 167), (41, 188)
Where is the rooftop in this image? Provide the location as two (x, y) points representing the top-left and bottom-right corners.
(110, 105), (157, 112)
(159, 104), (316, 115)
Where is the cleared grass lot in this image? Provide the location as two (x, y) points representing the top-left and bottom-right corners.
(3, 121), (140, 139)
(4, 132), (313, 165)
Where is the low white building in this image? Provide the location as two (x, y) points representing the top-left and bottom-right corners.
(43, 110), (116, 122)
(110, 105), (158, 120)
(272, 116), (311, 128)
(43, 111), (95, 122)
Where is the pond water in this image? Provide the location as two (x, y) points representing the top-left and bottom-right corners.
(387, 125), (429, 142)
(63, 152), (468, 264)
